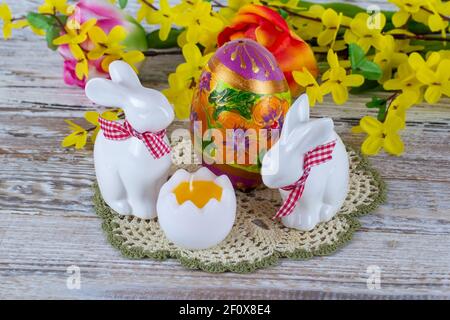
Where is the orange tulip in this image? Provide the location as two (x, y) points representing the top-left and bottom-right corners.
(218, 4), (318, 97)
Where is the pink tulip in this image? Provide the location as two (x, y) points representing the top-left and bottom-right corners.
(63, 60), (87, 87)
(58, 0), (147, 88)
(63, 58), (108, 88)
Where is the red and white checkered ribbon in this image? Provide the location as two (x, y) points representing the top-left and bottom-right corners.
(98, 117), (171, 159)
(273, 140), (337, 220)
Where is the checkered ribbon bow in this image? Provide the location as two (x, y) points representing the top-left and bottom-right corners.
(274, 140), (337, 220)
(98, 117), (171, 159)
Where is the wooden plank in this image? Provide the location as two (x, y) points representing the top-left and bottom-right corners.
(0, 213), (449, 299)
(1, 113), (449, 182)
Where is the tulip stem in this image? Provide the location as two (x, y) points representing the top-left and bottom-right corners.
(143, 48), (182, 57)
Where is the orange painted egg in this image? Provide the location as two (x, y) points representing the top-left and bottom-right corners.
(190, 39), (291, 191)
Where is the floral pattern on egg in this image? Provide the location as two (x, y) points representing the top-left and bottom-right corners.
(190, 39), (291, 191)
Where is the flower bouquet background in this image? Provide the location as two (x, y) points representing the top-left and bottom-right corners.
(1, 0), (449, 156)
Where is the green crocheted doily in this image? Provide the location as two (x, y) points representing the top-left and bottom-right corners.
(93, 141), (385, 273)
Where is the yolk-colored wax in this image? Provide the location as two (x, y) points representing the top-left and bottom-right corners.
(173, 180), (223, 208)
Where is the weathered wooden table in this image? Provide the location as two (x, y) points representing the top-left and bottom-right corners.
(1, 0), (449, 299)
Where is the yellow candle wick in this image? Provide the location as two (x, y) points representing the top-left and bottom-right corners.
(189, 175), (194, 193)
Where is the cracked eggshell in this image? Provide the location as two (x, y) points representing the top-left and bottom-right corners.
(156, 167), (236, 250)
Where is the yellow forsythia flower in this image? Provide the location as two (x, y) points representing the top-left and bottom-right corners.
(438, 50), (450, 60)
(175, 1), (223, 44)
(317, 9), (343, 47)
(146, 0), (176, 41)
(101, 50), (145, 74)
(85, 110), (120, 142)
(389, 93), (415, 121)
(62, 120), (88, 149)
(416, 59), (450, 104)
(0, 3), (28, 40)
(38, 0), (69, 15)
(373, 35), (408, 84)
(344, 12), (387, 53)
(288, 5), (325, 41)
(384, 52), (444, 103)
(137, 0), (155, 22)
(176, 43), (214, 81)
(69, 44), (89, 80)
(357, 113), (405, 156)
(292, 67), (323, 107)
(87, 25), (127, 60)
(162, 72), (194, 120)
(320, 49), (364, 105)
(383, 62), (423, 103)
(389, 0), (449, 37)
(408, 51), (441, 71)
(53, 18), (97, 45)
(389, 0), (427, 27)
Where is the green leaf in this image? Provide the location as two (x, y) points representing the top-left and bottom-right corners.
(366, 96), (387, 109)
(147, 28), (184, 49)
(358, 60), (383, 80)
(348, 43), (365, 67)
(349, 43), (383, 81)
(365, 96), (387, 122)
(57, 15), (68, 25)
(277, 8), (289, 20)
(377, 105), (387, 122)
(209, 87), (261, 120)
(119, 0), (128, 9)
(46, 25), (61, 50)
(26, 12), (54, 30)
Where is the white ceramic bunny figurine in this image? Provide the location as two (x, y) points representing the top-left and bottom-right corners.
(85, 61), (174, 220)
(261, 94), (349, 231)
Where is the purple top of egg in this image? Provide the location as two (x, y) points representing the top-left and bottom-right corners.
(212, 39), (285, 82)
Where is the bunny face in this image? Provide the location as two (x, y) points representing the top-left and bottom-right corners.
(85, 61), (174, 133)
(261, 94), (335, 189)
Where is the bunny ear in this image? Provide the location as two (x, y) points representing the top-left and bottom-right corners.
(109, 60), (142, 88)
(85, 78), (128, 107)
(280, 94), (310, 143)
(293, 94), (310, 122)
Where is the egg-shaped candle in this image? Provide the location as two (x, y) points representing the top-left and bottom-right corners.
(156, 167), (236, 250)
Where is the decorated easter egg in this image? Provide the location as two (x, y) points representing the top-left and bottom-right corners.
(190, 39), (291, 191)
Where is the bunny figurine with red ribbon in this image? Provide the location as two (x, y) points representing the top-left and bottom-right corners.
(85, 61), (174, 220)
(261, 94), (349, 231)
